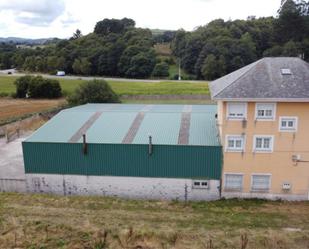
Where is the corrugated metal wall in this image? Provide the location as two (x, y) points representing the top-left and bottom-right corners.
(22, 142), (222, 179)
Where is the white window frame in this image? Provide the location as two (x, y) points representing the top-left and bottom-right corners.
(226, 102), (247, 120)
(253, 135), (274, 153)
(255, 103), (276, 121)
(192, 180), (209, 189)
(224, 173), (243, 191)
(225, 135), (245, 152)
(251, 174), (271, 192)
(279, 116), (298, 132)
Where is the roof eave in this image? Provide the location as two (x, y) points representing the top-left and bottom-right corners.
(211, 97), (309, 102)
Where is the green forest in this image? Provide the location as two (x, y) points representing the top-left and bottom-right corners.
(0, 0), (308, 80)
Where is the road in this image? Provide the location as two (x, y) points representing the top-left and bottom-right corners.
(0, 70), (206, 84)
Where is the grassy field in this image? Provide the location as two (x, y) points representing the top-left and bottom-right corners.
(0, 75), (210, 123)
(122, 99), (214, 105)
(0, 193), (308, 249)
(0, 75), (209, 96)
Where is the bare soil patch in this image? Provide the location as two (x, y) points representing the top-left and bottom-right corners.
(0, 98), (66, 123)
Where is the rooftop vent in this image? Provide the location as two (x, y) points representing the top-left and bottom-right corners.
(281, 68), (292, 75)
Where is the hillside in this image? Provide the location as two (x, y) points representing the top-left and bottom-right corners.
(0, 37), (58, 45)
(0, 193), (308, 249)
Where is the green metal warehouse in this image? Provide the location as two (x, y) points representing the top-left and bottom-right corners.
(22, 104), (222, 200)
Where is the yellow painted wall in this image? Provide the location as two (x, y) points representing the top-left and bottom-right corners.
(218, 101), (309, 198)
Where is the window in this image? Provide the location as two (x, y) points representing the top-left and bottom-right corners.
(251, 175), (271, 192)
(227, 102), (247, 120)
(281, 68), (292, 75)
(255, 103), (276, 120)
(253, 136), (274, 152)
(224, 174), (243, 191)
(279, 117), (298, 132)
(226, 135), (245, 152)
(192, 180), (209, 189)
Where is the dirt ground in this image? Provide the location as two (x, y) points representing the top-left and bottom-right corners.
(0, 98), (66, 123)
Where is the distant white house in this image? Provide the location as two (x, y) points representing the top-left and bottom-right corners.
(56, 71), (65, 76)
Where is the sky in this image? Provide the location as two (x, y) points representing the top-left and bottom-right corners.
(0, 0), (280, 39)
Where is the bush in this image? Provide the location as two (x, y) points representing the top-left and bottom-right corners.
(67, 80), (120, 105)
(14, 75), (32, 98)
(0, 92), (9, 97)
(152, 62), (169, 78)
(14, 75), (62, 99)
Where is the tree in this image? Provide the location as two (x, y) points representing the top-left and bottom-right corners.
(201, 54), (226, 80)
(14, 76), (62, 99)
(282, 40), (300, 56)
(94, 18), (135, 35)
(171, 29), (187, 58)
(124, 52), (156, 78)
(68, 80), (119, 105)
(28, 77), (62, 98)
(14, 75), (32, 98)
(72, 58), (91, 75)
(182, 35), (204, 74)
(97, 41), (125, 76)
(152, 62), (169, 77)
(275, 0), (306, 43)
(72, 29), (82, 40)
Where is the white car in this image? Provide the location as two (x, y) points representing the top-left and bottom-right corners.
(56, 71), (65, 76)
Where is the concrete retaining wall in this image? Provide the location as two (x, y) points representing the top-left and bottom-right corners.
(222, 191), (309, 201)
(26, 174), (221, 201)
(0, 178), (26, 193)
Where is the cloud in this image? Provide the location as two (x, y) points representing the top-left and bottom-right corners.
(0, 0), (65, 26)
(61, 12), (79, 27)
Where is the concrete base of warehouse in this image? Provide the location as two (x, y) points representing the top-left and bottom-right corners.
(222, 191), (309, 201)
(25, 174), (220, 201)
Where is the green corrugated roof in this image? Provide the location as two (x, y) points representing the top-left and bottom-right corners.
(133, 113), (182, 145)
(25, 104), (220, 146)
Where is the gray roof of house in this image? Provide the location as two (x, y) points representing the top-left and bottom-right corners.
(209, 57), (309, 101)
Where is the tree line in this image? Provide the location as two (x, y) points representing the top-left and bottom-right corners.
(1, 18), (166, 79)
(171, 0), (309, 79)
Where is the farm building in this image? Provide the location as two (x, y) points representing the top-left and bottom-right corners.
(22, 104), (222, 200)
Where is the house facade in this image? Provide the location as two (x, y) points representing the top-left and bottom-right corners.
(210, 57), (309, 200)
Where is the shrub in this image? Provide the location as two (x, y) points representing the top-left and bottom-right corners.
(14, 75), (62, 99)
(152, 62), (169, 78)
(14, 75), (32, 98)
(0, 92), (9, 97)
(67, 79), (120, 105)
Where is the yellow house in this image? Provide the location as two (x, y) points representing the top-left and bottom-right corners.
(209, 57), (309, 200)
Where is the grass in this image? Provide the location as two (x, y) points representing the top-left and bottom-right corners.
(168, 64), (191, 79)
(154, 43), (172, 56)
(121, 99), (214, 105)
(0, 193), (308, 248)
(0, 75), (209, 96)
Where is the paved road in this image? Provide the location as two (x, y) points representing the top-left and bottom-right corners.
(0, 135), (26, 179)
(0, 70), (207, 84)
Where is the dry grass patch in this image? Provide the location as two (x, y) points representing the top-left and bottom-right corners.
(0, 98), (66, 123)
